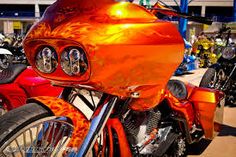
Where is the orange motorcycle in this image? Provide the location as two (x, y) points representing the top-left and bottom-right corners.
(0, 0), (224, 157)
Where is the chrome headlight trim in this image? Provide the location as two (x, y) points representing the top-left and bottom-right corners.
(35, 46), (58, 73)
(61, 47), (88, 76)
(222, 46), (236, 60)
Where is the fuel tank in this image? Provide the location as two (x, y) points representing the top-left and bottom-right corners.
(23, 0), (184, 107)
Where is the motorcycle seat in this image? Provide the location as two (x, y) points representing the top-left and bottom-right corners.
(0, 64), (27, 84)
(167, 79), (188, 100)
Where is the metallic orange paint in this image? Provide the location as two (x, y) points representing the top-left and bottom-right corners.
(129, 87), (165, 111)
(165, 91), (195, 129)
(27, 96), (90, 150)
(106, 118), (132, 157)
(21, 0), (224, 154)
(163, 83), (224, 138)
(23, 0), (184, 109)
(189, 87), (224, 139)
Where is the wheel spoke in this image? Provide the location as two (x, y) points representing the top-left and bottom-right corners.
(53, 126), (67, 157)
(34, 124), (41, 146)
(48, 122), (57, 148)
(41, 122), (51, 148)
(1, 118), (73, 157)
(44, 122), (54, 145)
(23, 132), (27, 156)
(51, 124), (64, 148)
(14, 138), (24, 157)
(29, 129), (33, 146)
(8, 146), (16, 157)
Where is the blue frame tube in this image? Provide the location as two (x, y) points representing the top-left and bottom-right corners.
(234, 0), (236, 21)
(179, 0), (188, 38)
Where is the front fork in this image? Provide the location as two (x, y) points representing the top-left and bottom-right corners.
(29, 88), (131, 156)
(221, 63), (236, 90)
(76, 97), (117, 157)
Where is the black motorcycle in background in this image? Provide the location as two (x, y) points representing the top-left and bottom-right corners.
(200, 27), (236, 105)
(0, 35), (27, 70)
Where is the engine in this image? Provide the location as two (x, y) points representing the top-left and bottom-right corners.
(123, 109), (164, 155)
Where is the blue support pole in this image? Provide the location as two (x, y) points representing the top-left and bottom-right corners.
(179, 0), (188, 38)
(234, 0), (236, 21)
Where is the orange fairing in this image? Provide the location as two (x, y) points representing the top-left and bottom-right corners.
(23, 0), (184, 109)
(189, 87), (224, 139)
(129, 87), (165, 111)
(27, 96), (90, 149)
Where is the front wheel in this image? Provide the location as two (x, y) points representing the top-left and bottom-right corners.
(0, 103), (74, 157)
(0, 54), (12, 70)
(199, 67), (225, 89)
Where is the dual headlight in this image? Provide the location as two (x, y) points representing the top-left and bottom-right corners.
(222, 46), (236, 60)
(61, 47), (88, 75)
(35, 46), (88, 75)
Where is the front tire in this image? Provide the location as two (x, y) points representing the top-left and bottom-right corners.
(199, 68), (218, 88)
(0, 103), (73, 157)
(200, 67), (226, 91)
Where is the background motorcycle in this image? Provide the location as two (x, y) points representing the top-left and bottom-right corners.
(0, 64), (62, 115)
(0, 1), (224, 157)
(0, 48), (13, 70)
(213, 25), (231, 58)
(200, 27), (236, 105)
(0, 35), (27, 70)
(193, 37), (217, 68)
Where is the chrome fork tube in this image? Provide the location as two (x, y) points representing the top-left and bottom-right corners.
(222, 63), (236, 90)
(76, 97), (118, 157)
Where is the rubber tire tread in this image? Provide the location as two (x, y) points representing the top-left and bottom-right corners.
(0, 103), (53, 148)
(199, 68), (217, 88)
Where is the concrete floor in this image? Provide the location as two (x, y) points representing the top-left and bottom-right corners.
(172, 68), (236, 157)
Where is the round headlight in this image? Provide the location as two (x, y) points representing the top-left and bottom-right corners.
(61, 47), (88, 76)
(35, 46), (58, 73)
(222, 46), (235, 60)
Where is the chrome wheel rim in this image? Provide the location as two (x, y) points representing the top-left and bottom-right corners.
(0, 117), (74, 157)
(209, 69), (225, 90)
(0, 55), (10, 69)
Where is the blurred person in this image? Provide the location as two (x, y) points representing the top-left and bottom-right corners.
(139, 0), (151, 8)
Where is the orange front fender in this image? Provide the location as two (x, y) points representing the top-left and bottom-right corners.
(27, 96), (90, 150)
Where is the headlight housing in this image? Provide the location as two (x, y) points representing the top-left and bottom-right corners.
(35, 46), (58, 73)
(222, 46), (235, 60)
(61, 47), (88, 76)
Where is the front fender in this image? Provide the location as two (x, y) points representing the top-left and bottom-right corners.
(27, 96), (90, 149)
(0, 48), (12, 55)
